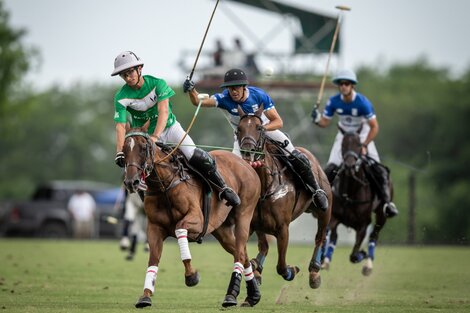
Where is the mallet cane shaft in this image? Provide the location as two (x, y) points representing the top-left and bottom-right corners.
(315, 5), (351, 110)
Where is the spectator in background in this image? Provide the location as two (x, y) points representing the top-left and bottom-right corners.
(67, 190), (96, 238)
(213, 39), (225, 67)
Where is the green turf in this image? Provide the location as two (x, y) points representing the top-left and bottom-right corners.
(0, 239), (469, 312)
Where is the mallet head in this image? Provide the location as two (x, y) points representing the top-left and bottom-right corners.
(335, 5), (351, 11)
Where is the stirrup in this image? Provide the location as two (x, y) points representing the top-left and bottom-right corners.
(219, 187), (241, 207)
(312, 189), (328, 212)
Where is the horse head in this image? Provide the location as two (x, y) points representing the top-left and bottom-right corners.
(339, 125), (363, 174)
(122, 120), (156, 193)
(236, 106), (265, 163)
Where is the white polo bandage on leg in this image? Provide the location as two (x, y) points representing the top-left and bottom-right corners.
(243, 263), (255, 281)
(175, 228), (192, 261)
(233, 262), (244, 275)
(143, 265), (158, 293)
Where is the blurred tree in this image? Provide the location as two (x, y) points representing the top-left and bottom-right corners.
(0, 83), (120, 198)
(357, 61), (470, 244)
(0, 1), (37, 114)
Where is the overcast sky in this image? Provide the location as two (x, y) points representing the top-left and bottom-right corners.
(4, 0), (469, 89)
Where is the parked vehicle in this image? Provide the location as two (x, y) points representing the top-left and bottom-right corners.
(0, 180), (125, 238)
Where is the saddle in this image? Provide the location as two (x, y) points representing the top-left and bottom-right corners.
(263, 138), (307, 191)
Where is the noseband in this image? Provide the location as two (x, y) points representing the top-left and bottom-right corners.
(124, 131), (156, 178)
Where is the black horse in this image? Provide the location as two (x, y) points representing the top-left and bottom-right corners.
(321, 126), (391, 276)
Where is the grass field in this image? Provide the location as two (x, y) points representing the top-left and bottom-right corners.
(0, 239), (469, 313)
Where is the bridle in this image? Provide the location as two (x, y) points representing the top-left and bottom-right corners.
(124, 131), (156, 179)
(236, 114), (266, 161)
(341, 133), (368, 186)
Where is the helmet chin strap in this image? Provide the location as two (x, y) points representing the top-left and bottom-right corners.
(132, 67), (142, 88)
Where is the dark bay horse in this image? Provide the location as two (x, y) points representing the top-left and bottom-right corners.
(235, 108), (332, 289)
(321, 127), (389, 276)
(122, 121), (262, 308)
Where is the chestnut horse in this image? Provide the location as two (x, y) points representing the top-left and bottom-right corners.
(321, 127), (389, 276)
(235, 108), (332, 289)
(122, 122), (261, 308)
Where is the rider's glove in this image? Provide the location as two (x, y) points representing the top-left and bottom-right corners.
(311, 108), (322, 124)
(183, 78), (195, 93)
(115, 151), (125, 168)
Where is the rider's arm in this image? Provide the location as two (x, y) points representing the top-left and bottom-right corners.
(363, 117), (379, 146)
(188, 89), (217, 107)
(152, 99), (170, 141)
(115, 122), (126, 152)
(263, 108), (283, 131)
(316, 116), (331, 128)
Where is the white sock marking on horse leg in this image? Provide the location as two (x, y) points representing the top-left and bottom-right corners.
(175, 228), (192, 261)
(143, 265), (158, 293)
(243, 263), (254, 281)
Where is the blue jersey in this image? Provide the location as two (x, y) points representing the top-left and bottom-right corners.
(213, 86), (274, 126)
(323, 91), (376, 132)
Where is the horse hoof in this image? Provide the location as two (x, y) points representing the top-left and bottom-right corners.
(309, 272), (321, 289)
(135, 296), (152, 308)
(362, 266), (373, 276)
(222, 295), (237, 307)
(282, 266), (300, 281)
(185, 271), (200, 287)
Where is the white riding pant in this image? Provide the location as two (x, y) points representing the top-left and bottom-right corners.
(158, 121), (197, 160)
(125, 192), (147, 240)
(327, 131), (380, 166)
(232, 129), (295, 157)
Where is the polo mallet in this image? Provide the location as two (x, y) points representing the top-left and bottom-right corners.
(188, 0), (220, 80)
(157, 1), (220, 163)
(314, 5), (351, 111)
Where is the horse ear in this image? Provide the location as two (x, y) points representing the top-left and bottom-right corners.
(125, 122), (131, 133)
(142, 120), (151, 132)
(338, 124), (345, 134)
(237, 105), (246, 118)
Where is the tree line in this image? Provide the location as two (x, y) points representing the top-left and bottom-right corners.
(0, 2), (468, 244)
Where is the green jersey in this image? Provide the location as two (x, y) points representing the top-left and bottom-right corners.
(114, 75), (176, 134)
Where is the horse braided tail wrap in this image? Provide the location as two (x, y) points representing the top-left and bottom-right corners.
(235, 107), (332, 289)
(122, 121), (262, 308)
(321, 126), (392, 276)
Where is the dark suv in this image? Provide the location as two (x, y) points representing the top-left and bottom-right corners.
(0, 180), (124, 238)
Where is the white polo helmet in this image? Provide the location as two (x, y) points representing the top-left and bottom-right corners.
(111, 51), (144, 76)
(332, 69), (358, 85)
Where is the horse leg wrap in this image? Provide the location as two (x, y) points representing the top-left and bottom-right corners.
(175, 229), (192, 261)
(281, 266), (297, 281)
(309, 260), (321, 272)
(368, 241), (376, 260)
(243, 263), (255, 281)
(143, 266), (158, 293)
(244, 277), (261, 306)
(223, 271), (242, 307)
(227, 263), (243, 298)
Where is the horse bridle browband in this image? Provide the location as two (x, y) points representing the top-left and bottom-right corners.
(124, 131), (156, 178)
